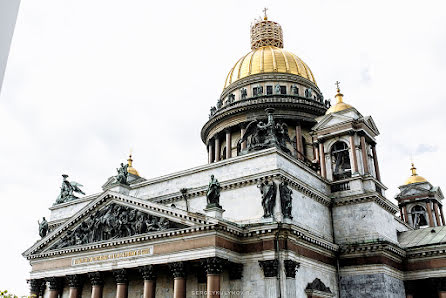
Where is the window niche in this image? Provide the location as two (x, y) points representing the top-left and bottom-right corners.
(331, 141), (352, 180)
(411, 205), (428, 228)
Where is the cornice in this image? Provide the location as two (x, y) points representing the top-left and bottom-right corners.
(333, 192), (399, 214)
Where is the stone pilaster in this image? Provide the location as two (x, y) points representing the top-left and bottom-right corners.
(139, 265), (156, 298)
(349, 132), (359, 174)
(228, 262), (243, 298)
(295, 124), (303, 160)
(284, 260), (299, 297)
(169, 262), (186, 298)
(360, 134), (369, 174)
(259, 259), (279, 298)
(66, 274), (83, 298)
(371, 144), (381, 181)
(113, 269), (128, 298)
(434, 202), (442, 227)
(318, 142), (326, 178)
(88, 271), (104, 298)
(426, 201), (435, 227)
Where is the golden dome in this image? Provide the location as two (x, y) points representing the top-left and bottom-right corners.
(223, 46), (317, 89)
(325, 84), (353, 114)
(127, 154), (140, 176)
(404, 163), (427, 185)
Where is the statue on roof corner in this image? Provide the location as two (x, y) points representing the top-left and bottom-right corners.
(38, 217), (48, 238)
(115, 162), (129, 185)
(237, 108), (291, 155)
(54, 174), (86, 205)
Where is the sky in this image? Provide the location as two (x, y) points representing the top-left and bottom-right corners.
(1, 0), (446, 294)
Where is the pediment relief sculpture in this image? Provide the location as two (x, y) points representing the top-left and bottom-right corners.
(48, 203), (187, 250)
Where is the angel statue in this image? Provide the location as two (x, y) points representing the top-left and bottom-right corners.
(115, 162), (129, 185)
(55, 174), (86, 205)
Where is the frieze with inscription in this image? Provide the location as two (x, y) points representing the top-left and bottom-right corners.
(49, 203), (186, 250)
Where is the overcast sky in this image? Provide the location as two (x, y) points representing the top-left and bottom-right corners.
(1, 0), (445, 294)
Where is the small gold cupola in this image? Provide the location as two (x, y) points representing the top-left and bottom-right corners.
(127, 153), (140, 176)
(325, 81), (354, 114)
(404, 162), (428, 185)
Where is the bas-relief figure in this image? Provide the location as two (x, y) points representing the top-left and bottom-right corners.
(206, 175), (221, 208)
(55, 174), (86, 205)
(258, 179), (276, 218)
(237, 109), (291, 155)
(115, 163), (129, 185)
(49, 203), (182, 250)
(38, 217), (48, 238)
(279, 181), (293, 219)
(274, 83), (281, 94)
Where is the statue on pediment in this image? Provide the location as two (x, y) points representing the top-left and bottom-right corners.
(206, 175), (221, 208)
(115, 163), (129, 185)
(55, 174), (86, 205)
(38, 217), (48, 238)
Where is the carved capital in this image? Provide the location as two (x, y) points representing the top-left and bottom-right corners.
(66, 274), (83, 288)
(283, 260), (300, 278)
(228, 262), (243, 280)
(201, 257), (226, 275)
(259, 259), (279, 278)
(139, 265), (156, 281)
(169, 261), (186, 278)
(113, 269), (128, 284)
(45, 277), (62, 291)
(88, 272), (104, 286)
(28, 279), (44, 294)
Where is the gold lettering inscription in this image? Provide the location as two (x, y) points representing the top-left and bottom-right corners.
(71, 247), (153, 266)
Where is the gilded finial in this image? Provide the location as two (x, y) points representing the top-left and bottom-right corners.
(263, 7), (268, 20)
(126, 150), (140, 176)
(410, 162), (417, 176)
(334, 81), (344, 104)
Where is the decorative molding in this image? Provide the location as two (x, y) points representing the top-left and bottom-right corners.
(113, 268), (128, 284)
(284, 260), (300, 278)
(66, 274), (83, 288)
(259, 259), (279, 277)
(139, 265), (156, 280)
(201, 257), (227, 274)
(88, 271), (104, 286)
(169, 261), (186, 278)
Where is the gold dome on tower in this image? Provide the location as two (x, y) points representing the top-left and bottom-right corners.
(127, 154), (140, 176)
(325, 82), (353, 114)
(404, 163), (428, 185)
(223, 12), (317, 90)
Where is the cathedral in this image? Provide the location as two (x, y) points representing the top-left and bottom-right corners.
(24, 13), (446, 298)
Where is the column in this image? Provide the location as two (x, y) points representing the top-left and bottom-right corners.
(202, 257), (226, 298)
(228, 263), (243, 298)
(312, 142), (318, 162)
(88, 272), (104, 298)
(284, 260), (299, 298)
(371, 144), (381, 181)
(139, 265), (156, 298)
(360, 134), (369, 174)
(240, 125), (247, 150)
(214, 136), (221, 162)
(295, 124), (303, 160)
(169, 262), (186, 298)
(349, 133), (359, 174)
(113, 269), (128, 298)
(318, 142), (326, 178)
(46, 277), (61, 298)
(434, 203), (441, 227)
(259, 260), (279, 298)
(440, 206), (446, 226)
(66, 274), (83, 298)
(439, 278), (446, 298)
(28, 279), (43, 297)
(225, 129), (232, 159)
(399, 207), (404, 221)
(403, 206), (409, 224)
(426, 201), (435, 227)
(208, 140), (214, 164)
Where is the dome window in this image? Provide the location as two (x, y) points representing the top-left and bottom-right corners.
(331, 141), (352, 180)
(266, 86), (273, 95)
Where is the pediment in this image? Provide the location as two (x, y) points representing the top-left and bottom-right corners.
(24, 191), (213, 257)
(363, 116), (380, 135)
(312, 111), (361, 131)
(397, 183), (432, 197)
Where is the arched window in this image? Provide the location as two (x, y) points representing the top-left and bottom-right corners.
(331, 141), (352, 180)
(411, 205), (428, 228)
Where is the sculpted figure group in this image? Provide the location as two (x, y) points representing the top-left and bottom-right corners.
(55, 174), (86, 205)
(258, 178), (293, 219)
(51, 203), (172, 250)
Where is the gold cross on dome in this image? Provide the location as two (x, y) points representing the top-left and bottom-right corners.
(263, 7), (268, 20)
(335, 81), (341, 90)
